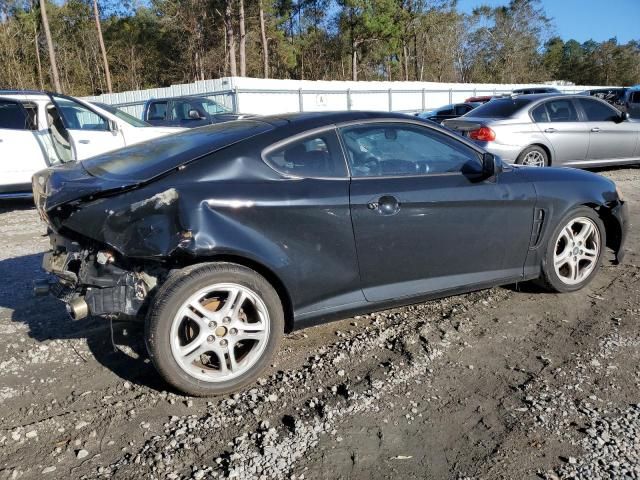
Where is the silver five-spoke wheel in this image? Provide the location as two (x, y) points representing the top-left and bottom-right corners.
(170, 283), (270, 382)
(521, 150), (546, 167)
(553, 217), (600, 285)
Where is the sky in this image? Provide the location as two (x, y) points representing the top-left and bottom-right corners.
(456, 0), (640, 44)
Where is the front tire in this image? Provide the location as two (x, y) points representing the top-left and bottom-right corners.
(516, 146), (549, 167)
(539, 207), (605, 293)
(145, 263), (284, 396)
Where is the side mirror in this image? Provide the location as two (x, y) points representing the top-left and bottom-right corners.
(482, 153), (503, 178)
(188, 109), (203, 120)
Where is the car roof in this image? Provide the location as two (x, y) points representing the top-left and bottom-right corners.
(146, 96), (220, 102)
(0, 89), (49, 95)
(256, 111), (416, 130)
(0, 90), (50, 102)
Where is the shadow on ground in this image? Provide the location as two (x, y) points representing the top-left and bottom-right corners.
(0, 252), (171, 393)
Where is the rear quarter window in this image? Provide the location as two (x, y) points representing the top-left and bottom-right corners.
(83, 120), (273, 181)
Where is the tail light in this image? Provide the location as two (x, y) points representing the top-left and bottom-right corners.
(469, 126), (496, 142)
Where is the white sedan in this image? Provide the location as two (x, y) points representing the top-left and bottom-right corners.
(0, 91), (183, 198)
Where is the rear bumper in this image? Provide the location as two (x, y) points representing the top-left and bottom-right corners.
(473, 141), (522, 164)
(37, 232), (152, 320)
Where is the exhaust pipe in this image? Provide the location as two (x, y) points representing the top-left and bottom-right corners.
(33, 279), (51, 297)
(67, 297), (89, 321)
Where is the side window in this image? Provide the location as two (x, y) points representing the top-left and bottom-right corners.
(172, 101), (206, 121)
(531, 104), (549, 123)
(23, 103), (38, 130)
(578, 98), (618, 121)
(340, 123), (482, 177)
(203, 100), (225, 114)
(147, 101), (168, 120)
(0, 101), (29, 130)
(630, 92), (640, 104)
(264, 130), (348, 178)
(454, 105), (470, 116)
(52, 96), (109, 131)
(545, 99), (578, 122)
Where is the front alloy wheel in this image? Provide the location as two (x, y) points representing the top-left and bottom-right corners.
(553, 217), (600, 285)
(539, 207), (605, 293)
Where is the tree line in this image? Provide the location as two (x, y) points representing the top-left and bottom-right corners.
(0, 0), (638, 96)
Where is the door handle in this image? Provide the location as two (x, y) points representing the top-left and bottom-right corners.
(78, 139), (90, 144)
(544, 128), (556, 133)
(590, 127), (601, 133)
(369, 195), (400, 215)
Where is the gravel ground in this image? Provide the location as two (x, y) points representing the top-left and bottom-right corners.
(0, 166), (638, 480)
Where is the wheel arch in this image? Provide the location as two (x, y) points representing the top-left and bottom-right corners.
(172, 254), (295, 333)
(522, 143), (553, 166)
(582, 202), (624, 261)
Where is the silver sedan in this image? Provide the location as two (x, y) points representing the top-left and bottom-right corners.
(443, 94), (640, 168)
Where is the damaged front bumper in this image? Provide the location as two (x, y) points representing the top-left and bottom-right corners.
(611, 200), (629, 264)
(35, 232), (156, 320)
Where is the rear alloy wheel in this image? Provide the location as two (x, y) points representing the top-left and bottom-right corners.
(539, 207), (605, 293)
(146, 263), (283, 396)
(516, 146), (548, 167)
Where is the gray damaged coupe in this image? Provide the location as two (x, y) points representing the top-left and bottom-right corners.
(32, 111), (628, 396)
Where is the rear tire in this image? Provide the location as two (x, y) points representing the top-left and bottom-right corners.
(145, 262), (283, 396)
(538, 207), (605, 293)
(516, 146), (549, 167)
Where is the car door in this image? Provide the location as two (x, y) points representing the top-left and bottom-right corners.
(48, 94), (125, 159)
(532, 99), (589, 166)
(576, 97), (638, 163)
(628, 91), (640, 119)
(341, 121), (536, 302)
(0, 99), (48, 192)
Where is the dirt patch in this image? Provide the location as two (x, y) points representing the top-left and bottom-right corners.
(0, 167), (638, 479)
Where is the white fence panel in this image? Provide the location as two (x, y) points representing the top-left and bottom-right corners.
(83, 76), (615, 118)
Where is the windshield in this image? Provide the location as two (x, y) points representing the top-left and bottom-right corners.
(201, 99), (231, 115)
(82, 120), (272, 182)
(465, 98), (532, 118)
(92, 102), (151, 127)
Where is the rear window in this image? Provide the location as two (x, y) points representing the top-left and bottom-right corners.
(465, 98), (532, 118)
(83, 120), (273, 181)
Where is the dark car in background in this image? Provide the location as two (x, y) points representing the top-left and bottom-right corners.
(33, 111), (627, 396)
(512, 87), (561, 95)
(579, 88), (628, 111)
(142, 96), (252, 128)
(416, 102), (481, 122)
